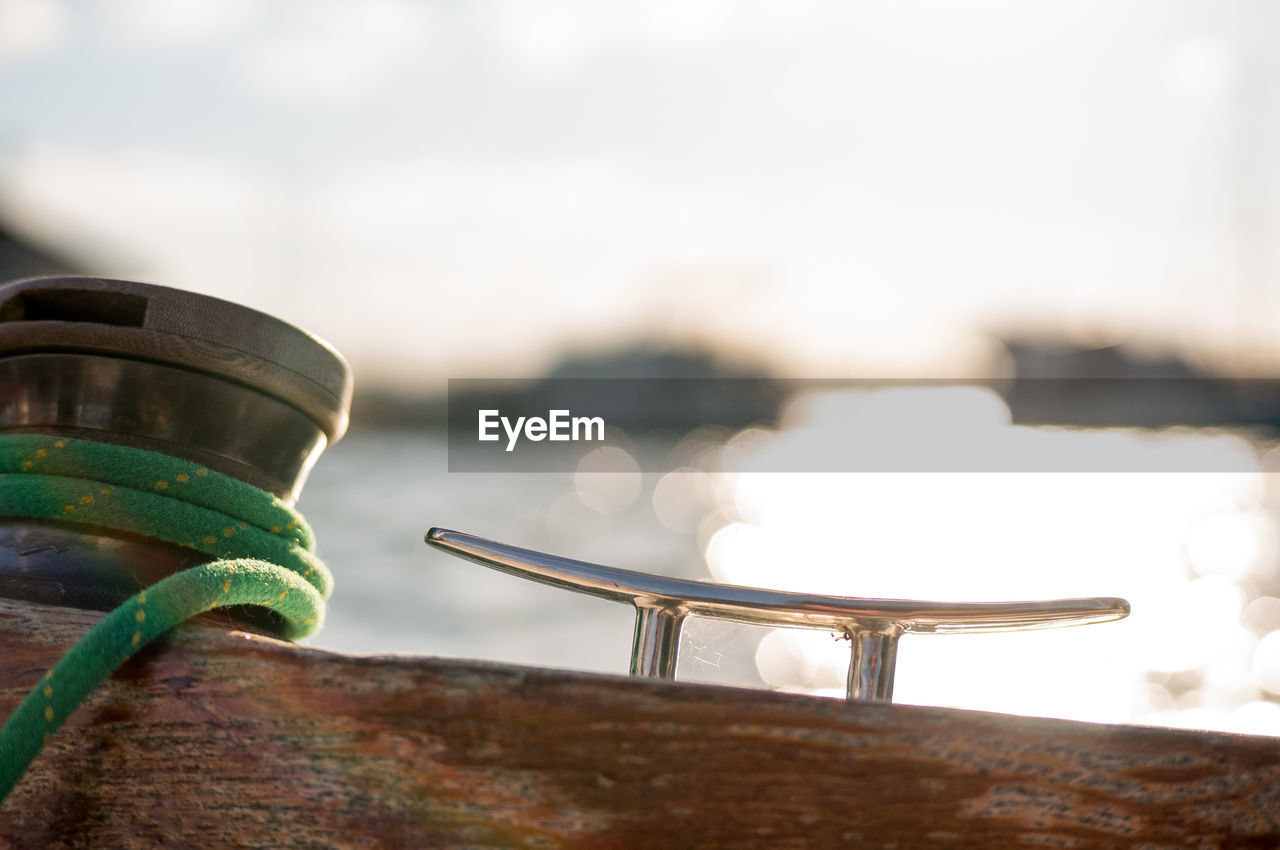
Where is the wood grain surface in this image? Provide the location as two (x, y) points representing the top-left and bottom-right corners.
(0, 598), (1276, 849)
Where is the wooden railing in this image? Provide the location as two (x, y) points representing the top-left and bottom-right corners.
(1, 598), (1276, 848)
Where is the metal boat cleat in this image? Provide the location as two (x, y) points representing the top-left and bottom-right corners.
(425, 527), (1130, 703)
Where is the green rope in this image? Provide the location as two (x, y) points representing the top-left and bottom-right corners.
(0, 434), (331, 801)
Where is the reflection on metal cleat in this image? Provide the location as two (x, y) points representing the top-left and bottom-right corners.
(425, 527), (1130, 702)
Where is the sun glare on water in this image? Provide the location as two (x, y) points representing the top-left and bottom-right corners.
(698, 387), (1280, 734)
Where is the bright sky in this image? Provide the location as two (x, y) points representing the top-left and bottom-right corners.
(1, 0), (1278, 384)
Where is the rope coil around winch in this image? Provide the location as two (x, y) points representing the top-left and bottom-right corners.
(0, 434), (332, 801)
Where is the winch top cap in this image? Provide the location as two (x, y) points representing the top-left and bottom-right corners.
(0, 275), (352, 442)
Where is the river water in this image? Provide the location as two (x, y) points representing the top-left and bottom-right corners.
(299, 429), (702, 676)
(298, 421), (1280, 736)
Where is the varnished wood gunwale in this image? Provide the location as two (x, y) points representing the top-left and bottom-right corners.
(0, 598), (1276, 848)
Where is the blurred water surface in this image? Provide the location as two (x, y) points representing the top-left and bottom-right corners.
(300, 429), (691, 674)
(300, 410), (1280, 736)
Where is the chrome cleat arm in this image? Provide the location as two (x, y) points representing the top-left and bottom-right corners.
(425, 527), (1129, 702)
